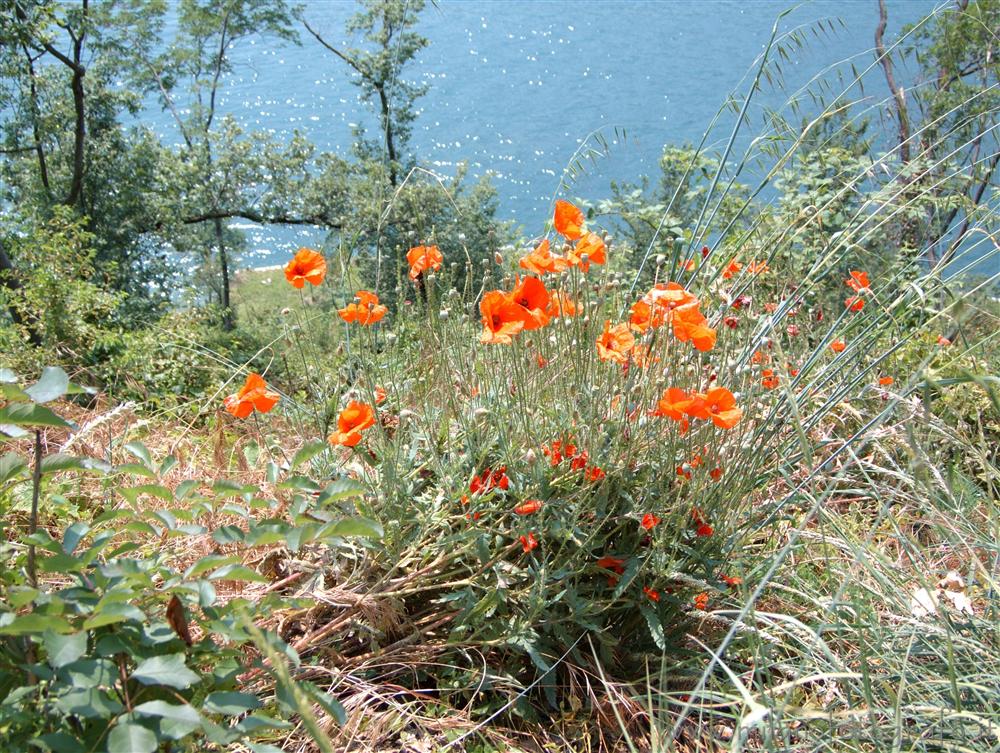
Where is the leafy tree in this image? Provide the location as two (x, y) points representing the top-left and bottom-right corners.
(301, 0), (428, 187)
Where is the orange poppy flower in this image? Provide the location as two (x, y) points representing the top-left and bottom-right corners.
(585, 465), (605, 482)
(693, 593), (709, 610)
(536, 354), (548, 368)
(479, 290), (528, 344)
(514, 500), (543, 515)
(223, 373), (281, 419)
(845, 270), (870, 292)
(510, 276), (552, 330)
(328, 400), (376, 447)
(937, 335), (951, 346)
(519, 238), (570, 275)
(830, 339), (846, 353)
(284, 248), (327, 288)
(641, 513), (661, 530)
(747, 260), (769, 274)
(547, 292), (580, 318)
(406, 245), (443, 280)
(643, 586), (660, 602)
(653, 387), (692, 422)
(761, 369), (779, 390)
(648, 282), (698, 312)
(338, 290), (388, 325)
(672, 306), (717, 352)
(709, 467), (723, 481)
(567, 231), (607, 271)
(845, 295), (865, 312)
(373, 385), (387, 404)
(722, 259), (742, 279)
(596, 321), (635, 364)
(690, 387), (742, 429)
(553, 199), (585, 240)
(721, 574), (742, 587)
(519, 532), (539, 553)
(878, 376), (894, 386)
(596, 555), (625, 574)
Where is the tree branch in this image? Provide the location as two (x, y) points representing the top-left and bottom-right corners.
(875, 0), (911, 164)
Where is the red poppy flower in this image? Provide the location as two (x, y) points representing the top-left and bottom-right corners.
(406, 245), (443, 280)
(722, 259), (742, 279)
(830, 339), (846, 353)
(596, 556), (625, 574)
(693, 593), (709, 610)
(510, 276), (552, 330)
(596, 321), (635, 364)
(845, 270), (870, 292)
(547, 292), (580, 318)
(479, 290), (528, 344)
(470, 466), (510, 495)
(761, 369), (779, 390)
(688, 387), (742, 429)
(536, 354), (548, 368)
(224, 373), (281, 419)
(519, 238), (570, 275)
(878, 376), (894, 386)
(519, 532), (539, 553)
(585, 465), (605, 482)
(553, 199), (585, 240)
(514, 499), (542, 515)
(643, 586), (660, 602)
(338, 290), (388, 325)
(721, 574), (743, 587)
(709, 467), (723, 481)
(641, 513), (661, 530)
(284, 248), (327, 288)
(653, 387), (692, 422)
(937, 335), (951, 346)
(567, 231), (607, 271)
(328, 401), (376, 447)
(672, 305), (717, 352)
(845, 295), (865, 312)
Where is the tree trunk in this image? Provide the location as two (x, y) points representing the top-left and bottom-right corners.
(214, 217), (234, 330)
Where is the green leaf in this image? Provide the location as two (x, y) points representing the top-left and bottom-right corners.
(0, 422), (28, 438)
(40, 454), (110, 474)
(83, 602), (146, 630)
(134, 700), (203, 739)
(277, 475), (320, 492)
(202, 691), (262, 716)
(640, 603), (667, 650)
(62, 522), (90, 554)
(320, 517), (383, 540)
(175, 479), (199, 500)
(25, 367), (69, 403)
(131, 653), (201, 690)
(208, 564), (266, 583)
(43, 630), (87, 668)
(0, 612), (73, 635)
(158, 455), (178, 476)
(0, 402), (72, 429)
(107, 722), (158, 753)
(54, 688), (123, 720)
(59, 658), (116, 688)
(123, 441), (152, 467)
(317, 477), (365, 503)
(292, 440), (327, 468)
(115, 463), (157, 479)
(0, 451), (27, 484)
(304, 682), (346, 725)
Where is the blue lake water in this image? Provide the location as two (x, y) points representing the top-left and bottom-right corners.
(146, 1), (958, 269)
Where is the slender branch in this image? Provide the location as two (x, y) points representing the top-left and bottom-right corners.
(302, 17), (364, 75)
(180, 208), (341, 228)
(875, 0), (911, 164)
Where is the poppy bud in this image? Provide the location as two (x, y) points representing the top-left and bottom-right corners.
(386, 332), (397, 344)
(655, 254), (666, 265)
(280, 307), (291, 316)
(439, 309), (449, 320)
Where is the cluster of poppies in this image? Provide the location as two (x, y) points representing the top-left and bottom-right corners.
(478, 200), (603, 345)
(652, 386), (742, 431)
